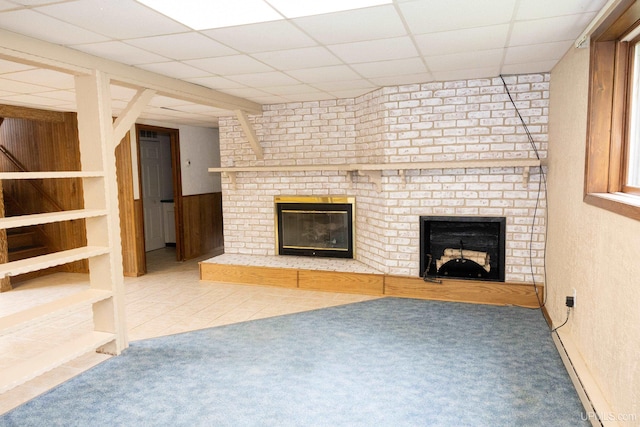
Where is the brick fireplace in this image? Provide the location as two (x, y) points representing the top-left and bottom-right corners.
(216, 74), (548, 285)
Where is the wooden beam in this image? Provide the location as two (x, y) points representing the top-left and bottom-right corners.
(235, 109), (263, 159)
(0, 29), (262, 114)
(112, 89), (156, 146)
(0, 105), (65, 122)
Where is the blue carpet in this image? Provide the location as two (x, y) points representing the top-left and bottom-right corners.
(1, 298), (588, 426)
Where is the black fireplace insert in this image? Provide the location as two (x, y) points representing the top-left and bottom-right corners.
(419, 216), (506, 281)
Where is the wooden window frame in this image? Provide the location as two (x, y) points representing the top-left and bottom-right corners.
(584, 1), (640, 221)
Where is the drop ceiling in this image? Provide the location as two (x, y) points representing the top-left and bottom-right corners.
(0, 0), (608, 127)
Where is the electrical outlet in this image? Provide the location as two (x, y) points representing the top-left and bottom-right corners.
(572, 288), (577, 308)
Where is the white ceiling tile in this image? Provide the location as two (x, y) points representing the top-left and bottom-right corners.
(109, 84), (139, 100)
(1, 69), (74, 89)
(0, 77), (53, 93)
(0, 9), (109, 45)
(252, 47), (342, 70)
(414, 25), (509, 57)
(253, 94), (298, 104)
(259, 84), (321, 95)
(425, 49), (504, 72)
(282, 91), (333, 102)
(368, 72), (433, 86)
(8, 0), (62, 5)
(431, 67), (499, 82)
(287, 65), (362, 83)
(398, 0), (516, 34)
(516, 0), (608, 20)
(501, 60), (557, 75)
(73, 41), (168, 65)
(185, 55), (274, 75)
(37, 90), (77, 102)
(137, 62), (209, 79)
(292, 5), (407, 45)
(186, 76), (246, 90)
(510, 13), (597, 46)
(203, 21), (317, 53)
(126, 32), (237, 60)
(312, 79), (377, 91)
(328, 37), (419, 64)
(227, 71), (301, 87)
(0, 59), (34, 74)
(219, 87), (275, 99)
(2, 93), (69, 107)
(504, 41), (573, 65)
(37, 0), (189, 39)
(351, 58), (427, 79)
(0, 1), (17, 10)
(328, 88), (375, 99)
(147, 96), (199, 108)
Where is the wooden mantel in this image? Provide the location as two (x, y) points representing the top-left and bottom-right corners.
(209, 158), (544, 191)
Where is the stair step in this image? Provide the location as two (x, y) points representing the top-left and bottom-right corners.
(7, 230), (38, 249)
(0, 331), (115, 393)
(8, 245), (48, 262)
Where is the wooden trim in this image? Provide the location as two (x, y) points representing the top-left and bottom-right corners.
(0, 104), (65, 122)
(112, 89), (155, 145)
(200, 263), (298, 288)
(584, 193), (640, 220)
(384, 276), (542, 308)
(199, 263), (543, 307)
(170, 129), (184, 262)
(134, 124), (183, 265)
(235, 110), (263, 159)
(585, 40), (616, 194)
(298, 270), (384, 295)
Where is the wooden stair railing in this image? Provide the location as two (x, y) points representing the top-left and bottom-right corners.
(0, 144), (64, 212)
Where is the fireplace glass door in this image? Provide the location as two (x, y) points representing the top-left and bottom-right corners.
(276, 201), (353, 258)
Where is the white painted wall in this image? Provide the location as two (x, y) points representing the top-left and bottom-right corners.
(129, 123), (221, 198)
(548, 45), (640, 423)
(178, 125), (220, 196)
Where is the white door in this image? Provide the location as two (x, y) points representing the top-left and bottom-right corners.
(141, 140), (165, 251)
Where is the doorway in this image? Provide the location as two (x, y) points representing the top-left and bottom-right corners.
(136, 124), (184, 264)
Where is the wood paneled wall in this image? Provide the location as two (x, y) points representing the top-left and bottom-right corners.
(182, 192), (224, 260)
(0, 112), (88, 277)
(115, 132), (146, 277)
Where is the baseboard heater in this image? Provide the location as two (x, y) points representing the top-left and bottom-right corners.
(552, 330), (616, 427)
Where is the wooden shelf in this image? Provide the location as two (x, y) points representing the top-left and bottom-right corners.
(0, 331), (115, 393)
(0, 246), (110, 278)
(0, 171), (105, 180)
(0, 289), (113, 336)
(0, 209), (108, 230)
(208, 158), (542, 174)
(209, 158), (544, 191)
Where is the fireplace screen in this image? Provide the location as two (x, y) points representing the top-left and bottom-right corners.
(275, 197), (354, 258)
(420, 216), (506, 282)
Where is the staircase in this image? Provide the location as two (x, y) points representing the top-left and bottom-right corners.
(7, 227), (48, 261)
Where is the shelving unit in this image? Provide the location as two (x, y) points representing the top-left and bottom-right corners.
(209, 158), (544, 191)
(0, 73), (128, 394)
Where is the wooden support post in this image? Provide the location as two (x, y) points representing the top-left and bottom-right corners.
(235, 109), (263, 159)
(75, 71), (128, 354)
(0, 179), (11, 292)
(112, 89), (156, 146)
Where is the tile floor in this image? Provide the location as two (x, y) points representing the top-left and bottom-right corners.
(0, 248), (378, 415)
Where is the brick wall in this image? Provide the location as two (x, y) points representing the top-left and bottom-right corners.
(218, 74), (548, 283)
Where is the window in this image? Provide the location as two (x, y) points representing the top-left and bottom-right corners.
(585, 1), (640, 220)
(626, 40), (640, 195)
